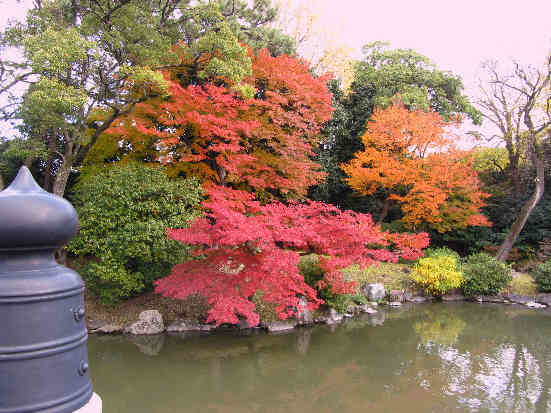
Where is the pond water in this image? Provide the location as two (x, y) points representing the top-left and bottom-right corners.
(88, 303), (551, 413)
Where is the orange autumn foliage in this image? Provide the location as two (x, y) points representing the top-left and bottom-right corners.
(342, 104), (491, 232)
(104, 48), (333, 200)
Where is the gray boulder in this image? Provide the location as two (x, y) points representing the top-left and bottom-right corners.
(363, 283), (386, 302)
(124, 310), (164, 335)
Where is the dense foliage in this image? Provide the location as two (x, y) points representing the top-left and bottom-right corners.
(461, 253), (512, 297)
(311, 43), (481, 213)
(96, 48), (333, 201)
(532, 260), (551, 293)
(68, 164), (202, 304)
(342, 104), (490, 232)
(410, 254), (463, 296)
(155, 186), (429, 326)
(1, 0), (295, 195)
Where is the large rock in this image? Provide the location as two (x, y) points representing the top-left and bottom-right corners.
(124, 310), (164, 335)
(166, 319), (215, 333)
(363, 283), (386, 302)
(297, 297), (313, 325)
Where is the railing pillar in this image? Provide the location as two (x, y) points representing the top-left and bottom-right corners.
(0, 166), (101, 413)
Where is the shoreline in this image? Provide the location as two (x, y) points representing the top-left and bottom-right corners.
(86, 290), (551, 337)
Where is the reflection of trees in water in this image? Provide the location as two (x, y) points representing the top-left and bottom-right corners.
(414, 308), (467, 346)
(87, 304), (551, 413)
(418, 306), (551, 412)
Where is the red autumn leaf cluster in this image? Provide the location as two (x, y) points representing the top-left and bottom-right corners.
(106, 49), (334, 199)
(154, 186), (429, 326)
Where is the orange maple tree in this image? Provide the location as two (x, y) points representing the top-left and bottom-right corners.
(104, 48), (333, 200)
(342, 103), (491, 232)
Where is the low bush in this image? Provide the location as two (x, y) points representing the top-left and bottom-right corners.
(532, 260), (551, 293)
(461, 253), (512, 297)
(299, 254), (354, 313)
(68, 164), (202, 304)
(423, 247), (461, 261)
(410, 255), (463, 296)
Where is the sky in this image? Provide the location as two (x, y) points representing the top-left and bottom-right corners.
(1, 0), (551, 143)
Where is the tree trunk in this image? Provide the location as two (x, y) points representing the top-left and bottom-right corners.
(52, 160), (72, 197)
(44, 132), (57, 192)
(377, 198), (391, 225)
(52, 141), (74, 197)
(0, 174), (4, 191)
(496, 153), (545, 261)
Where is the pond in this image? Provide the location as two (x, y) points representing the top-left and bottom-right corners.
(88, 303), (551, 413)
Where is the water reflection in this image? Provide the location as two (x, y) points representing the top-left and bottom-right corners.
(88, 304), (551, 413)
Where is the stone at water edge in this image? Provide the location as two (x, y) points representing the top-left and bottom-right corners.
(94, 324), (123, 334)
(264, 320), (298, 333)
(363, 283), (385, 302)
(326, 308), (344, 325)
(124, 310), (164, 335)
(297, 296), (314, 325)
(389, 301), (402, 307)
(166, 319), (216, 333)
(406, 296), (427, 303)
(535, 294), (551, 306)
(526, 301), (547, 309)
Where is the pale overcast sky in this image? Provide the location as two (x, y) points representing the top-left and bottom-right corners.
(1, 0), (550, 143)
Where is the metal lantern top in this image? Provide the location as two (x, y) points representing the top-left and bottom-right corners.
(0, 166), (92, 413)
(0, 166), (78, 251)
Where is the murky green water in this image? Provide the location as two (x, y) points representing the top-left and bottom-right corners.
(88, 303), (551, 413)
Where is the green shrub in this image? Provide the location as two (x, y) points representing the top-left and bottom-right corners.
(461, 253), (512, 297)
(423, 247), (461, 261)
(299, 254), (353, 313)
(68, 164), (202, 304)
(532, 260), (551, 293)
(410, 255), (463, 296)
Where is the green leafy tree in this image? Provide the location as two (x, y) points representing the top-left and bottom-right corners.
(311, 42), (481, 214)
(0, 0), (293, 196)
(67, 164), (202, 304)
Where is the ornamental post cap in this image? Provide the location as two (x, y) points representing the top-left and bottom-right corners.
(0, 166), (79, 250)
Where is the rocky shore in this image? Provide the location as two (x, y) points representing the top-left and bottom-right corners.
(87, 283), (551, 336)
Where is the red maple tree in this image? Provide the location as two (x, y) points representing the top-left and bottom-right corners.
(154, 185), (429, 326)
